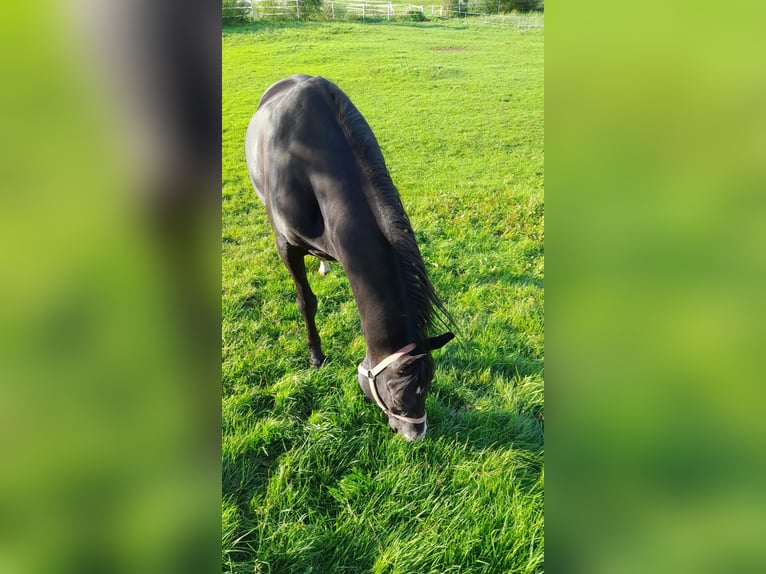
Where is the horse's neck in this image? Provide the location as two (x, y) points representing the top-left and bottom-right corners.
(340, 237), (416, 365)
(327, 176), (420, 363)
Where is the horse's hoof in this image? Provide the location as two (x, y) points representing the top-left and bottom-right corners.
(309, 355), (326, 368)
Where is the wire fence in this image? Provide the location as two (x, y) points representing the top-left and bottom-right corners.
(224, 0), (544, 27)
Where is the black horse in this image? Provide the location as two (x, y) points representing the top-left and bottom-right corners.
(245, 75), (454, 441)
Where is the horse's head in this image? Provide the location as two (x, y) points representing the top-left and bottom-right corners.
(358, 332), (454, 441)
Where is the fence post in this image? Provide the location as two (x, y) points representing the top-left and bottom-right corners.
(296, 0), (300, 18)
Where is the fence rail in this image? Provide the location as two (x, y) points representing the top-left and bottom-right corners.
(224, 0), (544, 27)
(343, 1), (426, 19)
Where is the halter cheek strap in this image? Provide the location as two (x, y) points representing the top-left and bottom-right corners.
(358, 343), (427, 425)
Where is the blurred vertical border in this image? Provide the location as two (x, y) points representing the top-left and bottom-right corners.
(0, 2), (221, 573)
(548, 1), (766, 572)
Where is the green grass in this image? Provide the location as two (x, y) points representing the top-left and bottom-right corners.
(223, 20), (543, 573)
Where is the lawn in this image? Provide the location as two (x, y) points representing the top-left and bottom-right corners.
(222, 20), (544, 573)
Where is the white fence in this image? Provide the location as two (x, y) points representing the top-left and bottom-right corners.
(225, 0), (544, 27)
(236, 0), (302, 18)
(342, 1), (424, 20)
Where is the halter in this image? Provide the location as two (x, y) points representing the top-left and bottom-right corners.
(357, 343), (427, 425)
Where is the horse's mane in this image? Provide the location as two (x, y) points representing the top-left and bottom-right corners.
(316, 77), (454, 342)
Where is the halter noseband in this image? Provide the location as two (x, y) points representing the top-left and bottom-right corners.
(357, 343), (427, 425)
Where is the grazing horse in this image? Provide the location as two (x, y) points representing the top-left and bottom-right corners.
(245, 75), (454, 441)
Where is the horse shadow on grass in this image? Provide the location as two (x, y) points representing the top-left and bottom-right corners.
(424, 332), (544, 457)
(438, 330), (544, 389)
(429, 398), (543, 452)
(425, 392), (544, 494)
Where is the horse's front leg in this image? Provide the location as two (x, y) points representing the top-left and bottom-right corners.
(276, 237), (326, 367)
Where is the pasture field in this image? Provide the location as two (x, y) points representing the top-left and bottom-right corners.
(222, 21), (544, 573)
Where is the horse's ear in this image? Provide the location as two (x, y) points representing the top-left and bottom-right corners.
(428, 332), (454, 350)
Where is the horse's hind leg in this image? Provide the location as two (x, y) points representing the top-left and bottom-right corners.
(276, 237), (326, 367)
(319, 260), (330, 276)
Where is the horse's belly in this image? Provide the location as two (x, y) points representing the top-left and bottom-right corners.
(269, 195), (336, 261)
